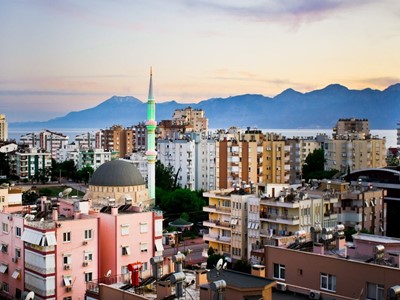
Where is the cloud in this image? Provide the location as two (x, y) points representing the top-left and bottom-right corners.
(179, 0), (376, 25)
(0, 89), (109, 97)
(356, 77), (400, 89)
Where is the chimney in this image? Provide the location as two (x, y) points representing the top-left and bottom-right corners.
(52, 208), (58, 221)
(313, 243), (325, 255)
(111, 207), (118, 216)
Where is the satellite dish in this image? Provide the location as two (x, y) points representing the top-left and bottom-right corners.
(222, 262), (227, 269)
(106, 270), (111, 277)
(216, 258), (223, 270)
(58, 192), (63, 198)
(62, 188), (73, 197)
(25, 291), (35, 300)
(39, 218), (44, 223)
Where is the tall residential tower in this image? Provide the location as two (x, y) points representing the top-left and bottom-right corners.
(146, 68), (157, 201)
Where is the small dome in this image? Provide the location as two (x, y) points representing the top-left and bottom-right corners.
(90, 160), (145, 187)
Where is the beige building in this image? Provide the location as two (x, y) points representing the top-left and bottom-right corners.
(0, 114), (8, 141)
(324, 137), (386, 173)
(203, 189), (255, 262)
(333, 117), (370, 138)
(172, 107), (208, 133)
(102, 125), (134, 158)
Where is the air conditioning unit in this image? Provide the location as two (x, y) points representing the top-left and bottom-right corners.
(83, 241), (88, 245)
(64, 265), (71, 270)
(7, 215), (12, 221)
(66, 287), (72, 292)
(276, 282), (287, 291)
(57, 223), (62, 228)
(83, 261), (88, 267)
(309, 290), (321, 299)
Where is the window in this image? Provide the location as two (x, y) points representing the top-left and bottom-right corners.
(121, 265), (129, 274)
(63, 255), (72, 265)
(320, 273), (336, 292)
(15, 248), (21, 259)
(84, 229), (92, 240)
(140, 223), (148, 233)
(15, 227), (22, 238)
(63, 297), (72, 300)
(63, 276), (72, 286)
(63, 232), (71, 242)
(122, 246), (130, 255)
(2, 223), (8, 233)
(1, 243), (8, 254)
(85, 272), (93, 282)
(367, 282), (384, 300)
(121, 224), (129, 236)
(84, 251), (93, 261)
(140, 243), (148, 252)
(2, 282), (9, 293)
(142, 262), (148, 271)
(273, 264), (285, 280)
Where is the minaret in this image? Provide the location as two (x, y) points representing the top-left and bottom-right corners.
(146, 68), (157, 202)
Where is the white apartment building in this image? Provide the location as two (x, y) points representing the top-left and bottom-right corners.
(157, 138), (195, 190)
(193, 134), (217, 191)
(20, 132), (40, 148)
(12, 148), (52, 179)
(76, 149), (114, 170)
(40, 130), (69, 159)
(55, 143), (80, 163)
(172, 107), (208, 133)
(74, 132), (98, 150)
(0, 114), (8, 141)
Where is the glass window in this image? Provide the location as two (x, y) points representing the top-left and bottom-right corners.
(2, 223), (8, 233)
(15, 227), (22, 238)
(140, 243), (148, 252)
(122, 246), (130, 255)
(63, 232), (71, 242)
(84, 251), (93, 261)
(121, 224), (129, 236)
(320, 273), (336, 292)
(367, 282), (384, 300)
(84, 229), (92, 240)
(84, 272), (93, 282)
(140, 223), (148, 233)
(273, 263), (285, 280)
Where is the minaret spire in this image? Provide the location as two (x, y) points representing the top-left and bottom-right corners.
(145, 67), (157, 202)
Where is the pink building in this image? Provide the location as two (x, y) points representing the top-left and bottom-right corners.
(263, 233), (400, 300)
(0, 212), (24, 299)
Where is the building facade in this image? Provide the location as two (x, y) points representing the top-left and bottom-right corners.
(11, 148), (52, 180)
(101, 125), (134, 158)
(0, 114), (8, 141)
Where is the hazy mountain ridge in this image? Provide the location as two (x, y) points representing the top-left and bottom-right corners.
(10, 84), (400, 129)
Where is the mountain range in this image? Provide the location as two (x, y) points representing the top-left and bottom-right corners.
(10, 83), (400, 129)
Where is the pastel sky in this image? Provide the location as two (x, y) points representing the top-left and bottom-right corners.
(1, 0), (400, 122)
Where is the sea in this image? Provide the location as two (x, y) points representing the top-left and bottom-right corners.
(8, 127), (398, 148)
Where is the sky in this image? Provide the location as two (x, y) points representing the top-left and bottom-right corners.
(1, 0), (400, 122)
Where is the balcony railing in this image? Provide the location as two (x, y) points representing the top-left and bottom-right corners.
(203, 219), (231, 229)
(25, 283), (55, 297)
(203, 234), (231, 244)
(86, 273), (131, 295)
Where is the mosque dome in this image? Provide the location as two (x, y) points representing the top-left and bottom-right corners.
(90, 160), (145, 187)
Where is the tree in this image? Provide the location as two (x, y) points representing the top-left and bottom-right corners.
(155, 160), (177, 191)
(232, 259), (251, 274)
(0, 153), (10, 178)
(302, 149), (339, 181)
(76, 164), (94, 184)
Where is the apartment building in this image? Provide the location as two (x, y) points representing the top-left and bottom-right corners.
(11, 148), (52, 180)
(134, 122), (147, 153)
(216, 131), (290, 189)
(157, 138), (196, 190)
(337, 185), (387, 234)
(264, 233), (400, 300)
(39, 130), (69, 159)
(287, 136), (322, 183)
(101, 125), (134, 158)
(194, 134), (217, 191)
(172, 107), (208, 133)
(156, 119), (186, 140)
(203, 188), (255, 263)
(76, 148), (116, 170)
(324, 136), (386, 173)
(333, 118), (370, 138)
(0, 114), (8, 141)
(74, 131), (98, 149)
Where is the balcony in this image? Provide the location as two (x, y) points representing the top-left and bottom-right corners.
(259, 214), (300, 225)
(203, 234), (231, 244)
(203, 205), (231, 214)
(25, 262), (55, 274)
(25, 283), (55, 298)
(203, 219), (232, 229)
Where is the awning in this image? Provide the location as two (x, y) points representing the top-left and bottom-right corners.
(22, 229), (57, 246)
(155, 239), (164, 251)
(0, 264), (8, 274)
(254, 223), (260, 230)
(230, 218), (238, 225)
(63, 276), (72, 287)
(45, 232), (57, 246)
(12, 269), (20, 279)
